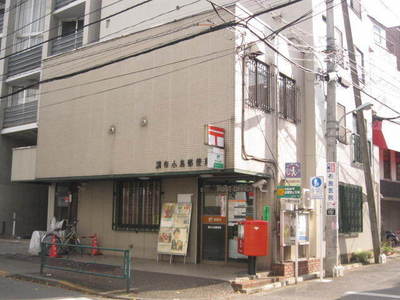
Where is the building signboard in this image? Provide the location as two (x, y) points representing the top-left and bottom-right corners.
(207, 147), (224, 169)
(205, 125), (225, 148)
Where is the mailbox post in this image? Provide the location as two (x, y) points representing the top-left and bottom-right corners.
(238, 220), (269, 276)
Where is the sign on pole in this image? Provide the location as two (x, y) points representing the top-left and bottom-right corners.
(285, 162), (301, 186)
(310, 176), (324, 199)
(326, 162), (338, 216)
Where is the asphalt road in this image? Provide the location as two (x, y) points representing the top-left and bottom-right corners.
(0, 276), (99, 300)
(238, 257), (400, 300)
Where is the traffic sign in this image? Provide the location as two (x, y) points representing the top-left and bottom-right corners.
(310, 176), (324, 199)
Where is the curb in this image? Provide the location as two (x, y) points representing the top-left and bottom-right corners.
(232, 273), (319, 294)
(8, 273), (137, 300)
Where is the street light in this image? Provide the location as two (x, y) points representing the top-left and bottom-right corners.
(337, 102), (373, 125)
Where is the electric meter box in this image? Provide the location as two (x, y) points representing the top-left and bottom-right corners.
(237, 220), (268, 256)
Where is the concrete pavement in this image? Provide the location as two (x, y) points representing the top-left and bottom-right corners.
(0, 276), (99, 300)
(237, 257), (400, 300)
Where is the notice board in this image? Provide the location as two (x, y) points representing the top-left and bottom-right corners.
(157, 201), (192, 256)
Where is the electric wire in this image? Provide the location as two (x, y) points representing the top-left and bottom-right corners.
(1, 0), (310, 100)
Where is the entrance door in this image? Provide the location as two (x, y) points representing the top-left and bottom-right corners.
(201, 182), (255, 262)
(201, 185), (227, 261)
(54, 183), (79, 224)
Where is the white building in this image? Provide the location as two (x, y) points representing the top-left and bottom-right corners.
(2, 0), (398, 275)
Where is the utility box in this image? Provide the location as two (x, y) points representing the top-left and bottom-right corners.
(238, 220), (268, 256)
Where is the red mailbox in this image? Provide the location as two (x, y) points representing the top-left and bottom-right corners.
(238, 220), (268, 256)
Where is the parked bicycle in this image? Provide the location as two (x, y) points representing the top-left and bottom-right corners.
(41, 219), (81, 255)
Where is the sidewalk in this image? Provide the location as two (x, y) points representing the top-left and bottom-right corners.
(0, 239), (245, 299)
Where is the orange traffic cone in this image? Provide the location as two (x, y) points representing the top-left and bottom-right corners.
(91, 234), (102, 256)
(49, 235), (60, 258)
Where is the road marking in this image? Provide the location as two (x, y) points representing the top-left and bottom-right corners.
(345, 291), (400, 299)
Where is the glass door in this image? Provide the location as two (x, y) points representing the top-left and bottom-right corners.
(201, 182), (256, 262)
(201, 185), (227, 261)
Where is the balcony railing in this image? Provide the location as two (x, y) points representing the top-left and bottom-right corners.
(7, 46), (42, 77)
(3, 100), (38, 128)
(55, 0), (78, 10)
(51, 30), (83, 56)
(0, 11), (4, 33)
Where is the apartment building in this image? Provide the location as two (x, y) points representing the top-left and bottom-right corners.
(5, 0), (397, 274)
(0, 0), (48, 237)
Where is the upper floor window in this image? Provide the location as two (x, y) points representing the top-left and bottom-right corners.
(396, 152), (400, 181)
(278, 73), (297, 122)
(60, 19), (84, 36)
(337, 103), (347, 144)
(354, 46), (365, 83)
(350, 0), (362, 19)
(383, 149), (391, 179)
(373, 23), (386, 48)
(248, 59), (271, 112)
(14, 0), (46, 52)
(7, 85), (38, 107)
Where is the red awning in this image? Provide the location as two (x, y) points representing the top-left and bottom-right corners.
(373, 120), (400, 152)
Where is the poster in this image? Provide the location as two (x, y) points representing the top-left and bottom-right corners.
(157, 201), (192, 256)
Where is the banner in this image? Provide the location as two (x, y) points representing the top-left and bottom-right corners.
(157, 202), (192, 256)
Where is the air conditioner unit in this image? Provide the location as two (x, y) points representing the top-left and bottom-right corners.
(300, 189), (316, 210)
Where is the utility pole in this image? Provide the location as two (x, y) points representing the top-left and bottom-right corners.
(341, 1), (381, 264)
(325, 0), (340, 276)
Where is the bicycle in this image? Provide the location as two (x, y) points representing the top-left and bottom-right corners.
(42, 220), (81, 256)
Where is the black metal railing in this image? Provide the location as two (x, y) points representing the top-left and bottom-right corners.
(51, 30), (83, 56)
(7, 46), (42, 77)
(3, 101), (38, 128)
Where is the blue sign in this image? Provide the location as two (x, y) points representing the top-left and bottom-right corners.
(311, 177), (322, 188)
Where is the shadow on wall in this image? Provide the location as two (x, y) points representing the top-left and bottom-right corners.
(0, 184), (48, 239)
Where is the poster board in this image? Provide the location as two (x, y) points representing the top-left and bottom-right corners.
(157, 201), (192, 256)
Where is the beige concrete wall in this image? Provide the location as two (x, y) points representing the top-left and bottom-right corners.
(99, 0), (233, 40)
(77, 177), (198, 262)
(11, 147), (37, 181)
(37, 14), (236, 179)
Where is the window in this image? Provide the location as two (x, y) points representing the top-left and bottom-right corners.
(350, 0), (362, 19)
(278, 73), (297, 122)
(7, 85), (38, 107)
(384, 149), (391, 179)
(248, 59), (271, 112)
(354, 47), (365, 83)
(14, 0), (46, 51)
(335, 27), (345, 66)
(337, 104), (347, 144)
(339, 183), (363, 234)
(113, 180), (161, 231)
(373, 24), (386, 48)
(61, 19), (84, 36)
(396, 152), (400, 181)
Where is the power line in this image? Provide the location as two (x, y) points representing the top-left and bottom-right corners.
(1, 0), (307, 99)
(1, 0), (126, 56)
(0, 0), (154, 63)
(39, 48), (236, 110)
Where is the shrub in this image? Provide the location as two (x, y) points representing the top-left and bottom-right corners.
(351, 251), (373, 264)
(381, 242), (394, 255)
